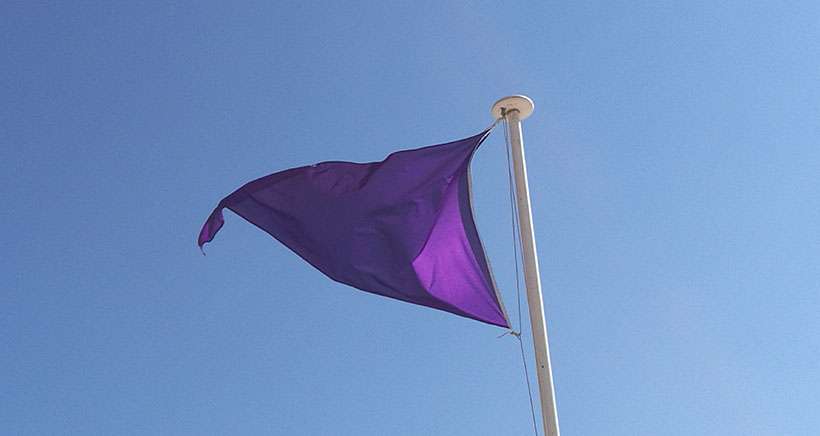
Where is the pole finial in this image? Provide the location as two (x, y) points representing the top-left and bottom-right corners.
(491, 95), (534, 120)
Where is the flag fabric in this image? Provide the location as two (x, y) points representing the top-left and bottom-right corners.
(198, 128), (509, 328)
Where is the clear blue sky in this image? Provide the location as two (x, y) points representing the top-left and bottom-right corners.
(3, 2), (819, 435)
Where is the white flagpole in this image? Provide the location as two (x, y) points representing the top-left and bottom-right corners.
(492, 95), (560, 436)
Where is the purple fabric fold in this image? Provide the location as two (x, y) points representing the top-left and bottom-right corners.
(199, 129), (508, 328)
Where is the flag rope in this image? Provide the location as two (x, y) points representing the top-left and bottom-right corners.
(501, 114), (539, 436)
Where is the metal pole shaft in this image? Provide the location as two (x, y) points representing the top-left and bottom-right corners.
(505, 109), (560, 436)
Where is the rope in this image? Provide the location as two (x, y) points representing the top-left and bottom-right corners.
(501, 114), (539, 436)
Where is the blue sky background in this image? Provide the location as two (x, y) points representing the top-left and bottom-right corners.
(3, 2), (819, 435)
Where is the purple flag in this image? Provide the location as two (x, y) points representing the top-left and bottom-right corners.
(199, 129), (509, 328)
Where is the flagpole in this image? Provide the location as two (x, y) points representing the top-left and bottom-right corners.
(492, 95), (560, 436)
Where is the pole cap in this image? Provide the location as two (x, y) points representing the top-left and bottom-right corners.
(491, 95), (534, 120)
